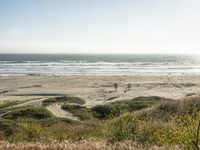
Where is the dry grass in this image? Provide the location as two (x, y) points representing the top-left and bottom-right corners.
(0, 140), (180, 150)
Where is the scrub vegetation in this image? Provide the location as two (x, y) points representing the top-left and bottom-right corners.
(0, 96), (200, 149)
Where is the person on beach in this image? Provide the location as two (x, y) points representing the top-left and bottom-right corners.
(114, 83), (118, 91)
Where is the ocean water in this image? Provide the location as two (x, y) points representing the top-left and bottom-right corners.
(0, 54), (200, 76)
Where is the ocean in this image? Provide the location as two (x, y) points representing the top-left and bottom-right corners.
(0, 54), (200, 76)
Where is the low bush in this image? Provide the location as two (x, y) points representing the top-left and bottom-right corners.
(1, 96), (200, 149)
(0, 119), (16, 137)
(61, 104), (93, 120)
(106, 97), (200, 149)
(92, 96), (164, 119)
(2, 106), (54, 120)
(0, 119), (105, 142)
(141, 97), (200, 121)
(91, 104), (123, 119)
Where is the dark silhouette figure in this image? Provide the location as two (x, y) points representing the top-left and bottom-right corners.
(114, 83), (118, 91)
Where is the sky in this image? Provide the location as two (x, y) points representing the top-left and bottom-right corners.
(0, 0), (200, 54)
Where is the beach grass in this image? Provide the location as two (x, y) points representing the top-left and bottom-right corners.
(0, 101), (22, 109)
(1, 106), (54, 120)
(92, 96), (165, 119)
(0, 96), (200, 149)
(61, 104), (94, 120)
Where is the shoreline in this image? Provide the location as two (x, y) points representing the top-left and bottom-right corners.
(1, 72), (200, 77)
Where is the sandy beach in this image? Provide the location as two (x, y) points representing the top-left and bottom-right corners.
(0, 75), (200, 107)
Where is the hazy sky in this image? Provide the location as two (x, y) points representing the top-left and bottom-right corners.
(0, 0), (200, 54)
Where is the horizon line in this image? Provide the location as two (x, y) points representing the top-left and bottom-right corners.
(0, 53), (198, 55)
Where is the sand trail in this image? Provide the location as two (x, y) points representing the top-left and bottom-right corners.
(47, 103), (80, 121)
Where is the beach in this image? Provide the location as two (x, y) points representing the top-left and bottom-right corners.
(0, 74), (199, 149)
(1, 0), (200, 148)
(0, 75), (199, 107)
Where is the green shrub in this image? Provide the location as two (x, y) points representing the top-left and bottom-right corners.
(92, 104), (124, 119)
(182, 97), (200, 114)
(1, 96), (200, 149)
(0, 119), (105, 142)
(114, 96), (163, 111)
(2, 106), (54, 120)
(92, 96), (164, 119)
(0, 119), (16, 136)
(142, 97), (200, 121)
(107, 114), (136, 142)
(106, 97), (200, 149)
(135, 114), (199, 149)
(61, 104), (93, 120)
(65, 97), (85, 105)
(72, 120), (106, 140)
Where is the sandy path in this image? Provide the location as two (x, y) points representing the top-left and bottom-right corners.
(11, 98), (45, 108)
(46, 103), (80, 121)
(0, 98), (80, 121)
